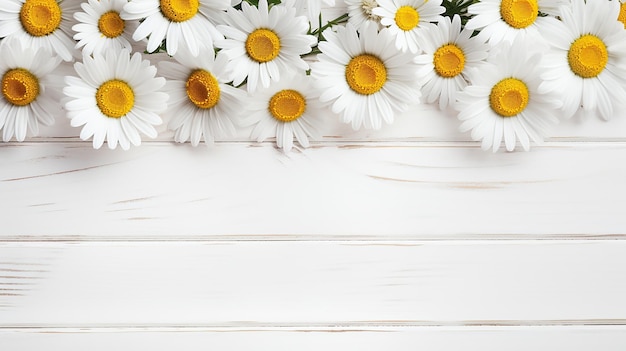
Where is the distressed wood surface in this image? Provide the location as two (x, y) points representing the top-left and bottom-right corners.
(3, 326), (626, 351)
(1, 142), (625, 239)
(3, 76), (626, 346)
(1, 241), (625, 326)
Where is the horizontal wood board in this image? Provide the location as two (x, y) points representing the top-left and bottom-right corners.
(1, 142), (625, 239)
(1, 241), (625, 326)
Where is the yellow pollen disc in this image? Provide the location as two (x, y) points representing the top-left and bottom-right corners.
(395, 6), (419, 31)
(269, 89), (306, 123)
(98, 11), (125, 38)
(186, 69), (220, 109)
(489, 78), (529, 117)
(2, 68), (40, 106)
(96, 80), (135, 118)
(568, 34), (608, 78)
(246, 29), (281, 63)
(160, 0), (199, 22)
(19, 0), (62, 37)
(345, 54), (387, 95)
(433, 44), (465, 78)
(500, 0), (538, 29)
(619, 3), (626, 29)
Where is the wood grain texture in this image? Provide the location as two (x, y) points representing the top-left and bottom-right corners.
(1, 142), (625, 239)
(1, 241), (625, 326)
(3, 326), (626, 351)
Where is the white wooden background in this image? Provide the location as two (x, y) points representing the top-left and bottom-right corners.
(3, 26), (626, 349)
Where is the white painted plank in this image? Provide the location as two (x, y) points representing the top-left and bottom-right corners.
(1, 241), (625, 326)
(1, 143), (626, 239)
(2, 326), (626, 351)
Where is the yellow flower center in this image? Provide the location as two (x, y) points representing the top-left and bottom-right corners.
(160, 0), (199, 22)
(19, 0), (62, 37)
(269, 89), (306, 122)
(395, 6), (419, 31)
(2, 68), (40, 106)
(433, 44), (465, 78)
(500, 0), (538, 29)
(568, 34), (608, 78)
(98, 11), (125, 38)
(186, 69), (220, 109)
(345, 54), (387, 95)
(619, 3), (626, 29)
(489, 78), (529, 117)
(96, 80), (135, 118)
(246, 29), (281, 63)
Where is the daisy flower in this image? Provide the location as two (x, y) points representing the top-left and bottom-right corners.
(120, 0), (229, 56)
(0, 0), (80, 62)
(415, 15), (490, 109)
(72, 0), (139, 57)
(465, 0), (567, 46)
(0, 40), (62, 142)
(63, 49), (168, 150)
(216, 0), (316, 93)
(372, 0), (445, 53)
(243, 73), (323, 152)
(312, 22), (421, 130)
(158, 46), (247, 146)
(295, 0), (336, 30)
(345, 0), (382, 32)
(455, 38), (561, 152)
(539, 0), (626, 120)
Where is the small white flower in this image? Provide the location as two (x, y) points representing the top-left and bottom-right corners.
(0, 0), (81, 62)
(539, 0), (626, 120)
(0, 40), (63, 142)
(465, 0), (568, 46)
(455, 38), (562, 152)
(312, 22), (421, 130)
(121, 0), (229, 56)
(373, 0), (445, 53)
(242, 73), (323, 152)
(63, 49), (168, 150)
(292, 0), (336, 30)
(159, 47), (247, 146)
(216, 0), (316, 93)
(415, 15), (490, 109)
(345, 0), (382, 32)
(72, 0), (139, 57)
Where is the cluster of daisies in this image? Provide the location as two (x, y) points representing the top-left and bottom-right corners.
(1, 0), (626, 152)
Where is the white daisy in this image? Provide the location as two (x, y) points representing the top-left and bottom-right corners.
(372, 0), (445, 53)
(158, 46), (247, 146)
(539, 0), (626, 120)
(345, 0), (382, 32)
(465, 0), (567, 46)
(288, 0), (336, 30)
(216, 0), (316, 93)
(312, 22), (421, 130)
(63, 49), (168, 150)
(0, 40), (62, 142)
(120, 0), (229, 56)
(415, 15), (490, 109)
(72, 0), (139, 57)
(243, 73), (323, 152)
(455, 38), (562, 152)
(0, 0), (80, 62)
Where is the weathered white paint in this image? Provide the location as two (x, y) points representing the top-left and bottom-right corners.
(3, 326), (626, 351)
(2, 38), (626, 345)
(1, 241), (625, 326)
(1, 143), (625, 239)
